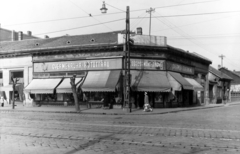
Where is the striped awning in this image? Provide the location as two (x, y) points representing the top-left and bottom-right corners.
(24, 78), (62, 94)
(81, 70), (121, 92)
(131, 71), (171, 92)
(185, 78), (204, 91)
(168, 72), (193, 90)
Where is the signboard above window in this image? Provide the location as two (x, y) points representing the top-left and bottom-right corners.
(166, 61), (194, 75)
(34, 58), (122, 73)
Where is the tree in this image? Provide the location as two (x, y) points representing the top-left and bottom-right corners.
(70, 75), (83, 111)
(11, 77), (19, 109)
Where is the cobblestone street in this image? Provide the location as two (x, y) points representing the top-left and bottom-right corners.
(1, 104), (240, 154)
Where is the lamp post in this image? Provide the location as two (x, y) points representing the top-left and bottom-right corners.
(100, 2), (131, 112)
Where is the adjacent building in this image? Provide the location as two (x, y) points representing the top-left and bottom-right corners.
(0, 27), (38, 42)
(0, 30), (212, 108)
(218, 67), (240, 102)
(208, 66), (232, 104)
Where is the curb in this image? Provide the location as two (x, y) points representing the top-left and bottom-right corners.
(0, 104), (228, 115)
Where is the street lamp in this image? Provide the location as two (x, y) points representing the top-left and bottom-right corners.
(100, 2), (132, 112)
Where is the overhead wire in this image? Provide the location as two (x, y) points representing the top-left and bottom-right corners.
(131, 12), (148, 32)
(68, 0), (113, 31)
(2, 0), (222, 27)
(153, 13), (240, 33)
(131, 10), (240, 19)
(152, 11), (240, 69)
(152, 11), (239, 69)
(32, 18), (125, 36)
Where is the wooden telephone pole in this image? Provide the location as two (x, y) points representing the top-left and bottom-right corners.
(146, 7), (155, 36)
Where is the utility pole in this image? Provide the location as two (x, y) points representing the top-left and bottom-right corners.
(219, 54), (225, 68)
(146, 7), (155, 36)
(100, 2), (131, 113)
(125, 6), (131, 112)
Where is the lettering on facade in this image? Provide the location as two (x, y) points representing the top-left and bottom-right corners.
(167, 62), (194, 74)
(34, 59), (121, 72)
(51, 61), (109, 70)
(130, 59), (165, 70)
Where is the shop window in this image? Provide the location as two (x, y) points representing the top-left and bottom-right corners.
(10, 70), (24, 84)
(87, 92), (104, 101)
(155, 92), (163, 103)
(57, 93), (64, 101)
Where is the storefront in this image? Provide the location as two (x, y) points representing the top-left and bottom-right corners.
(0, 31), (211, 108)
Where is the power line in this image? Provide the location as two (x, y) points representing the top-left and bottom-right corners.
(168, 33), (240, 39)
(34, 18), (124, 36)
(131, 10), (240, 19)
(2, 0), (222, 27)
(153, 13), (240, 33)
(68, 0), (113, 31)
(152, 11), (223, 63)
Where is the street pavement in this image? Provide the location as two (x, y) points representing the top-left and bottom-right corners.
(1, 102), (240, 154)
(0, 101), (234, 115)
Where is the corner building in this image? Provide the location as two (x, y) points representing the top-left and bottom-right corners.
(0, 31), (212, 108)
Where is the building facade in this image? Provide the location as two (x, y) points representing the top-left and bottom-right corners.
(219, 67), (240, 102)
(208, 66), (232, 104)
(0, 31), (212, 108)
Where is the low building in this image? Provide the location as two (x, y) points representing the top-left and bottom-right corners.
(219, 67), (240, 102)
(208, 66), (232, 104)
(0, 30), (212, 108)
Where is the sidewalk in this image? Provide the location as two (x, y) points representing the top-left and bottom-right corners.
(1, 101), (240, 115)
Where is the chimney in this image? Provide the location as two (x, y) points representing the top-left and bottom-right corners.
(44, 35), (49, 39)
(218, 65), (221, 69)
(12, 30), (16, 41)
(136, 27), (142, 35)
(18, 31), (23, 40)
(27, 31), (32, 36)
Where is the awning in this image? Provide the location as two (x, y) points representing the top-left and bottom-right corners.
(81, 70), (121, 92)
(0, 84), (22, 91)
(185, 78), (204, 91)
(167, 72), (182, 91)
(168, 72), (193, 90)
(56, 78), (83, 93)
(131, 71), (171, 92)
(24, 78), (62, 94)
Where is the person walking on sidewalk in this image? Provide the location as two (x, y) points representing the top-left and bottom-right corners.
(83, 93), (91, 108)
(1, 96), (5, 107)
(143, 92), (153, 112)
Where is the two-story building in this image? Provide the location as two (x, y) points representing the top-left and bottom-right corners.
(0, 30), (212, 108)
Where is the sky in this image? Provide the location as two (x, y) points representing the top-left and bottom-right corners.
(0, 0), (240, 71)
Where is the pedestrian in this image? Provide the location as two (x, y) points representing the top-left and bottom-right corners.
(143, 92), (153, 112)
(0, 96), (5, 107)
(22, 93), (26, 106)
(83, 93), (91, 108)
(130, 96), (135, 109)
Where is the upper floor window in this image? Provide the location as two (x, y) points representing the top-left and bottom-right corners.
(10, 71), (24, 84)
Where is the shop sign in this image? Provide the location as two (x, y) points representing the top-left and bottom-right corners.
(118, 34), (167, 46)
(167, 62), (194, 74)
(34, 58), (122, 72)
(130, 59), (165, 70)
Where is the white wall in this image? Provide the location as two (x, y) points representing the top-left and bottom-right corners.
(0, 56), (32, 104)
